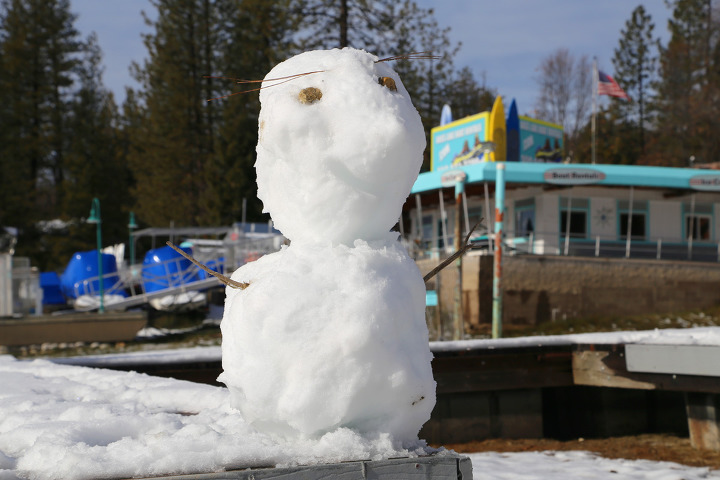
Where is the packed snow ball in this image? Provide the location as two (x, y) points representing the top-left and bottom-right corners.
(254, 47), (426, 245)
(220, 241), (436, 443)
(219, 48), (435, 446)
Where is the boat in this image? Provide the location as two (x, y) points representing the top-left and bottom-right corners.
(140, 245), (208, 312)
(60, 250), (128, 310)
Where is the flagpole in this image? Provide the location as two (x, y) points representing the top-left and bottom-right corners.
(591, 58), (597, 165)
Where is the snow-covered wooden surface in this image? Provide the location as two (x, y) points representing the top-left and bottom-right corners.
(144, 456), (472, 480)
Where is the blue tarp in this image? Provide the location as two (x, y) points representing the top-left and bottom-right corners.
(39, 271), (65, 305)
(60, 251), (126, 299)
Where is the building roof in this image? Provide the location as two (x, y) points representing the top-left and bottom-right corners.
(411, 162), (720, 194)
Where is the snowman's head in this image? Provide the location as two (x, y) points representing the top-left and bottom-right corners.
(255, 48), (425, 245)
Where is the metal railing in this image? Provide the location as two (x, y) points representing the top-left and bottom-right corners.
(408, 229), (720, 263)
(71, 233), (285, 312)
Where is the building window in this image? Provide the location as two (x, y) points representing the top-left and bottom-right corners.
(420, 215), (433, 249)
(618, 200), (647, 241)
(683, 203), (713, 242)
(515, 198), (535, 237)
(437, 217), (453, 249)
(686, 215), (712, 241)
(560, 198), (588, 239)
(467, 206), (485, 236)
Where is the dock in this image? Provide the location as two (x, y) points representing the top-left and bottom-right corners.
(0, 310), (147, 346)
(55, 333), (720, 451)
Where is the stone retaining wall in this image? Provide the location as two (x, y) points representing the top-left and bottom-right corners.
(417, 254), (720, 331)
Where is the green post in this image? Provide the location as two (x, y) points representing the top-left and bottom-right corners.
(128, 211), (138, 267)
(88, 198), (104, 313)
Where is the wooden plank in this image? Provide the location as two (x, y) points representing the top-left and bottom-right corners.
(572, 345), (720, 394)
(75, 345), (574, 393)
(626, 344), (720, 377)
(0, 311), (147, 346)
(432, 350), (573, 393)
(140, 455), (472, 480)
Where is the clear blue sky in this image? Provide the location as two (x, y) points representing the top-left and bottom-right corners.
(72, 1), (673, 118)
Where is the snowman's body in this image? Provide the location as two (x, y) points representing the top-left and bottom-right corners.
(218, 48), (436, 445)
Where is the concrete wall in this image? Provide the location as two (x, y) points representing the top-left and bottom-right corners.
(418, 253), (720, 332)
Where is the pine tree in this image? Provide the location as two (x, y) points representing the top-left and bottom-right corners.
(653, 0), (717, 166)
(0, 0), (118, 269)
(52, 34), (133, 270)
(294, 0), (397, 53)
(127, 0), (223, 227)
(443, 68), (496, 120)
(0, 0), (81, 225)
(612, 5), (658, 157)
(208, 0), (299, 225)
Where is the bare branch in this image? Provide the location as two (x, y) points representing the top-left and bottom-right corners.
(166, 241), (249, 290)
(423, 222), (481, 283)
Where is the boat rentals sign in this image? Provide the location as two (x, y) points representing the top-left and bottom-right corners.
(690, 174), (720, 191)
(544, 168), (606, 185)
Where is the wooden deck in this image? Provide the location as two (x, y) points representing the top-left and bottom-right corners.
(142, 455), (473, 480)
(55, 339), (720, 451)
(0, 311), (147, 346)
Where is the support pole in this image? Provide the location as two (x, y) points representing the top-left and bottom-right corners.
(625, 186), (634, 258)
(462, 190), (470, 238)
(88, 198), (104, 314)
(484, 182), (493, 253)
(688, 194), (696, 260)
(686, 392), (720, 451)
(492, 163), (506, 339)
(439, 190), (449, 252)
(453, 181), (465, 341)
(415, 194), (423, 247)
(564, 194), (573, 256)
(592, 58), (598, 165)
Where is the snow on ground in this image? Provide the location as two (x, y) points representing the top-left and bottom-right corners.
(466, 451), (719, 479)
(2, 353), (720, 480)
(432, 326), (720, 352)
(4, 327), (720, 479)
(0, 355), (429, 480)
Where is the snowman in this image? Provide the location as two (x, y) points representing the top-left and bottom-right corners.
(218, 48), (436, 446)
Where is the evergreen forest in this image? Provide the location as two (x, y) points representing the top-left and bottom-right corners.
(0, 0), (716, 271)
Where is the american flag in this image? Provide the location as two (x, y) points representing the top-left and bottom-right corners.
(597, 70), (630, 100)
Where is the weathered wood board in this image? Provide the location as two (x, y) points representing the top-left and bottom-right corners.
(140, 455), (473, 480)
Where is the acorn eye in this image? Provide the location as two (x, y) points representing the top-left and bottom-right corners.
(378, 77), (397, 92)
(298, 87), (322, 104)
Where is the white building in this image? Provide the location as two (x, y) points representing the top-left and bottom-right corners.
(405, 162), (720, 262)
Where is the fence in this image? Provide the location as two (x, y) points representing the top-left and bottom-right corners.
(407, 229), (720, 264)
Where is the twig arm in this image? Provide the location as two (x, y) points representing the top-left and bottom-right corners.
(423, 222), (481, 283)
(166, 241), (249, 290)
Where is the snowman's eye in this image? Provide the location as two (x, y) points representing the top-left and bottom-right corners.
(378, 77), (397, 92)
(298, 87), (322, 104)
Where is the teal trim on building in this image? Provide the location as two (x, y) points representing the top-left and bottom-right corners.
(412, 162), (720, 194)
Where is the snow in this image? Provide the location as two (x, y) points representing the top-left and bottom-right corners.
(5, 45), (719, 479)
(219, 48), (434, 444)
(466, 451), (718, 480)
(432, 326), (720, 353)
(220, 240), (435, 442)
(1, 354), (719, 479)
(50, 326), (720, 370)
(0, 355), (430, 480)
(254, 48), (425, 246)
